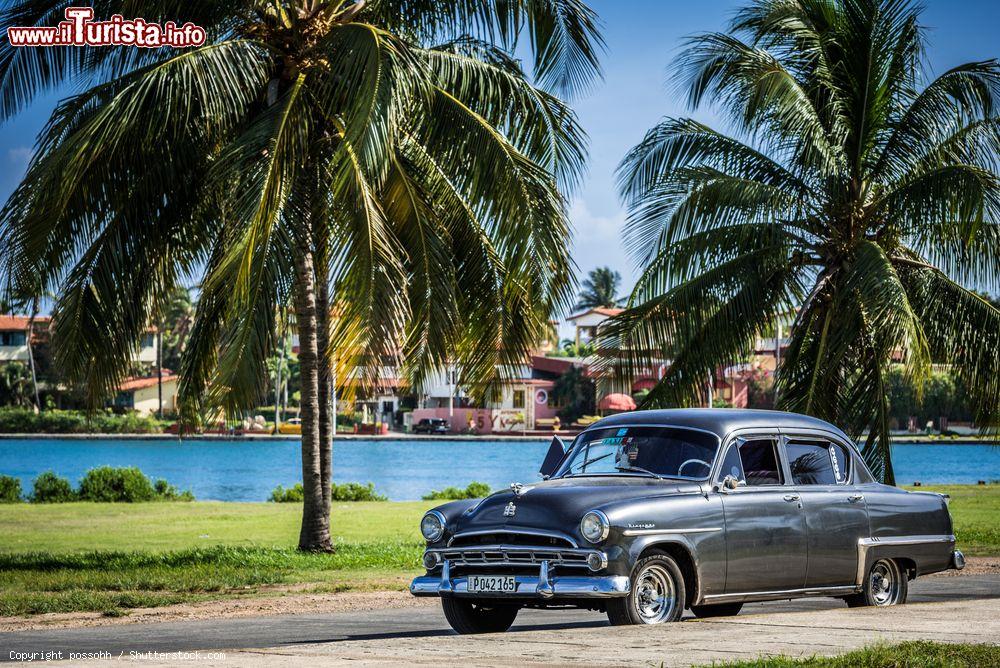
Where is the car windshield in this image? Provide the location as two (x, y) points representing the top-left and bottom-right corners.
(554, 426), (720, 480)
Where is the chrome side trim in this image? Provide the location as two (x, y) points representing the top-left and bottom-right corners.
(448, 528), (578, 548)
(855, 534), (956, 586)
(702, 585), (858, 604)
(621, 527), (722, 536)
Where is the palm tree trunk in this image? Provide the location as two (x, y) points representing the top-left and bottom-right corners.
(26, 296), (40, 412)
(316, 272), (333, 513)
(156, 328), (163, 419)
(292, 240), (332, 552)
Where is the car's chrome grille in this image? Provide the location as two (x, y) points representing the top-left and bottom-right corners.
(429, 544), (595, 568)
(449, 531), (576, 549)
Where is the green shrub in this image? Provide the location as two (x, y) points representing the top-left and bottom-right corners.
(78, 467), (156, 502)
(153, 479), (195, 501)
(0, 475), (22, 503)
(269, 483), (304, 502)
(422, 481), (491, 500)
(0, 407), (162, 434)
(331, 482), (387, 502)
(30, 472), (75, 503)
(270, 481), (387, 502)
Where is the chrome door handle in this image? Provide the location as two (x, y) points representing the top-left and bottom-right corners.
(848, 494), (864, 503)
(783, 493), (800, 502)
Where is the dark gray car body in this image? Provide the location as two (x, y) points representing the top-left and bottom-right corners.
(411, 409), (961, 607)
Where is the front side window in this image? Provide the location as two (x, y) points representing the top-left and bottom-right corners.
(737, 439), (784, 486)
(786, 440), (838, 485)
(555, 426), (719, 480)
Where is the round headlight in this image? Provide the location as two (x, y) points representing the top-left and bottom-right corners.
(420, 511), (446, 542)
(580, 510), (610, 543)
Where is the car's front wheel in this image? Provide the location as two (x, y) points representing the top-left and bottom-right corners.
(844, 558), (908, 608)
(441, 598), (520, 634)
(607, 554), (686, 625)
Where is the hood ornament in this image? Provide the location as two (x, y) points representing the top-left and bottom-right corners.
(510, 482), (525, 497)
(504, 501), (517, 517)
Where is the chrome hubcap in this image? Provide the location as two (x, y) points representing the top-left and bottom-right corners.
(633, 564), (676, 623)
(870, 561), (898, 606)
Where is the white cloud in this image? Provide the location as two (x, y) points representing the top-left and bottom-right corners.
(7, 146), (33, 170)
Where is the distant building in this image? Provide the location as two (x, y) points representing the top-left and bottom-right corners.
(0, 315), (49, 364)
(565, 307), (623, 345)
(115, 372), (178, 415)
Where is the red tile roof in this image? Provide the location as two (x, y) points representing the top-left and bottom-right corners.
(566, 307), (623, 321)
(119, 372), (177, 392)
(0, 315), (51, 331)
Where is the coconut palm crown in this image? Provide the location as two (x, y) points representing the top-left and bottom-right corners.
(602, 0), (1000, 483)
(0, 0), (603, 548)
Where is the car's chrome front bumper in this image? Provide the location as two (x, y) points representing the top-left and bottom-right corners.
(952, 549), (966, 570)
(409, 560), (630, 599)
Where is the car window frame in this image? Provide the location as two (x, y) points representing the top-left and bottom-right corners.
(781, 437), (844, 486)
(713, 432), (789, 488)
(781, 431), (860, 487)
(554, 423), (723, 481)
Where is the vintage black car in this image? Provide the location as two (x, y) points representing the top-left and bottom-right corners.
(413, 418), (450, 435)
(411, 409), (964, 633)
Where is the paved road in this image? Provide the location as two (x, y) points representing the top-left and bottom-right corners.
(2, 575), (998, 666)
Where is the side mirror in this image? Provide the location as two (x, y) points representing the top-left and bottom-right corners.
(720, 475), (740, 492)
(539, 435), (566, 479)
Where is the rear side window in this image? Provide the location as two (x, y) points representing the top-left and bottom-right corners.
(829, 442), (851, 483)
(786, 441), (838, 485)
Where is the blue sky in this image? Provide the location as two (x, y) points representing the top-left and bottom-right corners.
(2, 0), (999, 297)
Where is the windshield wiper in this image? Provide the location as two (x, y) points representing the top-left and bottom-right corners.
(616, 465), (662, 479)
(570, 451), (613, 473)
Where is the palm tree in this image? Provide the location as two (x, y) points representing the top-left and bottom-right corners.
(0, 0), (602, 549)
(603, 0), (1000, 484)
(575, 266), (621, 310)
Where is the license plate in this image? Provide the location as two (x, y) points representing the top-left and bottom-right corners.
(467, 575), (517, 594)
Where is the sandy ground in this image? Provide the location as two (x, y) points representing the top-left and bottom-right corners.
(4, 574), (997, 668)
(3, 557), (997, 635)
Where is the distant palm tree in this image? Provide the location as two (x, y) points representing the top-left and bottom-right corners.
(575, 266), (621, 310)
(0, 0), (602, 548)
(604, 0), (1000, 483)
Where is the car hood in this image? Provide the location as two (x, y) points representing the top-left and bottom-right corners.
(452, 476), (703, 538)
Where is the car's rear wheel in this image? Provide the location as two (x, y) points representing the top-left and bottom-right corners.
(844, 558), (908, 608)
(607, 554), (686, 625)
(441, 598), (520, 634)
(690, 602), (743, 618)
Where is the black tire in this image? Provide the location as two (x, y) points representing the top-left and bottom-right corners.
(607, 554), (686, 625)
(844, 558), (909, 608)
(690, 602), (743, 618)
(441, 598), (520, 634)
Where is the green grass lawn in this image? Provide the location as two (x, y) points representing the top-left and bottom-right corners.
(697, 641), (1000, 667)
(0, 501), (436, 616)
(0, 485), (996, 617)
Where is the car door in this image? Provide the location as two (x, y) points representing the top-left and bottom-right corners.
(718, 436), (808, 594)
(784, 437), (871, 588)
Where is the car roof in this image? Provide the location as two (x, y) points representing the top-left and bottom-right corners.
(587, 408), (853, 444)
